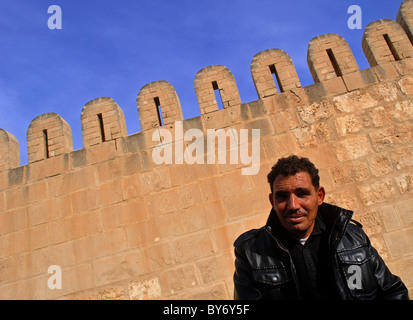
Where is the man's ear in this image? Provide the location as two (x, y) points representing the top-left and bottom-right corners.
(317, 186), (326, 205)
(269, 193), (274, 208)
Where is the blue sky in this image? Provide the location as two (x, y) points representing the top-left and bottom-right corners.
(0, 0), (405, 165)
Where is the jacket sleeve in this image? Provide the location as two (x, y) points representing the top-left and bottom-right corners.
(350, 224), (410, 300)
(370, 245), (409, 300)
(233, 243), (262, 300)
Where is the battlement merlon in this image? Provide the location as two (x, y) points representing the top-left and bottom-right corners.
(1, 0), (413, 175)
(81, 97), (127, 148)
(27, 113), (73, 164)
(137, 80), (183, 131)
(0, 129), (20, 172)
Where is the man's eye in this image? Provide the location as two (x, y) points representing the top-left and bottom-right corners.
(275, 193), (287, 200)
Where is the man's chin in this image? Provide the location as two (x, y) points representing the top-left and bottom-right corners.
(285, 221), (311, 238)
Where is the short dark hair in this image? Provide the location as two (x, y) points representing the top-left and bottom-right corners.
(267, 155), (320, 192)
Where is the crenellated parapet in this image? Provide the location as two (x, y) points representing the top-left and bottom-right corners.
(1, 0), (413, 172)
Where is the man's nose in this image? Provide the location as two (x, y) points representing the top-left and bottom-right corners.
(286, 194), (300, 211)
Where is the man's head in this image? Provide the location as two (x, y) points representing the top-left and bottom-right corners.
(267, 155), (325, 239)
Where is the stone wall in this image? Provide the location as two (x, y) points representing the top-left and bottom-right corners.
(0, 0), (413, 300)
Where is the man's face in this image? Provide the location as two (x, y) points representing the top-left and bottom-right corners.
(269, 171), (325, 239)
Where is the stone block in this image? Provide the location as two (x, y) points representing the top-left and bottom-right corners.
(0, 281), (28, 299)
(296, 100), (334, 125)
(297, 143), (338, 169)
(357, 178), (397, 206)
(5, 185), (28, 210)
(49, 210), (103, 243)
(263, 131), (300, 158)
(71, 180), (122, 214)
(324, 189), (359, 210)
(47, 166), (97, 198)
(141, 242), (175, 272)
(0, 171), (7, 190)
(138, 166), (172, 194)
(334, 114), (367, 136)
(395, 171), (413, 193)
(333, 135), (371, 161)
(7, 166), (25, 187)
(213, 221), (246, 251)
(213, 171), (252, 198)
(384, 227), (413, 258)
(93, 250), (144, 286)
(330, 160), (370, 186)
(74, 228), (127, 262)
(196, 253), (234, 284)
(181, 200), (226, 232)
(367, 154), (394, 176)
(223, 188), (269, 220)
(380, 204), (402, 232)
(26, 154), (70, 182)
(129, 277), (162, 300)
(0, 254), (27, 283)
(0, 191), (4, 213)
(160, 265), (199, 296)
(85, 287), (125, 300)
(332, 89), (378, 113)
(0, 207), (27, 235)
(173, 231), (215, 263)
(176, 282), (229, 300)
(342, 68), (378, 91)
(3, 224), (49, 257)
(27, 241), (76, 277)
(125, 213), (185, 247)
(293, 122), (333, 149)
(101, 199), (147, 229)
(396, 198), (413, 227)
(389, 146), (413, 170)
(27, 200), (50, 227)
(357, 210), (384, 236)
(374, 82), (400, 102)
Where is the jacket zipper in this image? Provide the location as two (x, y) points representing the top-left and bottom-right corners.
(264, 227), (302, 300)
(328, 209), (354, 299)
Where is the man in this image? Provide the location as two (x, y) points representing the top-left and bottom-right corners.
(233, 155), (409, 300)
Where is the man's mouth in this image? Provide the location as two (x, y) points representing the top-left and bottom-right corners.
(285, 213), (306, 223)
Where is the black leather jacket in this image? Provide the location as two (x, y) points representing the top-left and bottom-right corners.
(233, 203), (409, 300)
